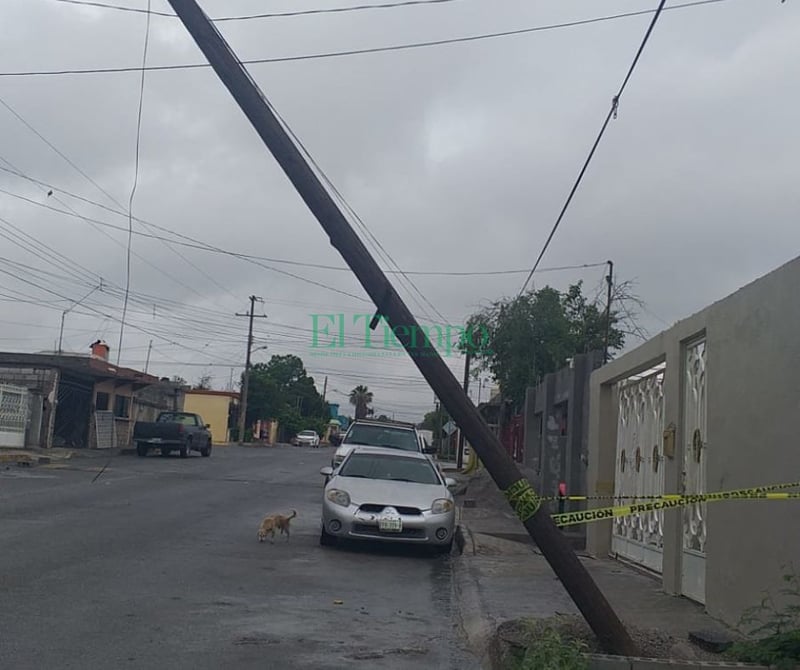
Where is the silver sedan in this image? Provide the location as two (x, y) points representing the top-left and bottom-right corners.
(319, 447), (457, 553)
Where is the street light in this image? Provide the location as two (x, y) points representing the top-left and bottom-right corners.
(58, 281), (103, 354)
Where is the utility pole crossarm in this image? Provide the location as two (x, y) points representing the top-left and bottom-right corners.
(165, 0), (636, 656)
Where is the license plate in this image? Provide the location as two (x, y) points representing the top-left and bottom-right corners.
(378, 517), (402, 533)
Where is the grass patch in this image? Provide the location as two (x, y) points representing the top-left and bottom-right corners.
(500, 620), (588, 670)
(727, 565), (800, 670)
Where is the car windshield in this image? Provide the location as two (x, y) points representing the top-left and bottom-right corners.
(298, 431), (316, 437)
(342, 424), (418, 451)
(339, 453), (440, 485)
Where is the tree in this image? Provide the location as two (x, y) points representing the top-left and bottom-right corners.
(460, 281), (633, 410)
(349, 385), (373, 420)
(171, 375), (188, 386)
(243, 354), (329, 437)
(194, 374), (212, 390)
(420, 406), (449, 432)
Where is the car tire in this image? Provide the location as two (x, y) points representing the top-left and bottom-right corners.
(320, 527), (337, 547)
(180, 439), (190, 459)
(136, 443), (148, 457)
(200, 442), (212, 457)
(160, 448), (169, 457)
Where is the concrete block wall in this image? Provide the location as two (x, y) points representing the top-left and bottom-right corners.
(586, 254), (800, 627)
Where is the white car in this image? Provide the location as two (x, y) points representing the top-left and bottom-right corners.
(294, 430), (320, 448)
(319, 446), (457, 553)
(331, 419), (433, 470)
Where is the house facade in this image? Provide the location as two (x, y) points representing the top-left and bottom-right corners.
(183, 389), (239, 444)
(585, 255), (800, 626)
(0, 341), (182, 449)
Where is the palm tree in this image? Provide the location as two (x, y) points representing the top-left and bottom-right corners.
(349, 385), (373, 420)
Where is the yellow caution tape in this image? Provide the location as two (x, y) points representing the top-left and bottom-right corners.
(551, 482), (800, 528)
(504, 478), (541, 522)
(542, 479), (800, 502)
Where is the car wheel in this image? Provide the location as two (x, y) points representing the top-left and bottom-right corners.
(160, 448), (169, 457)
(320, 527), (337, 547)
(136, 443), (148, 458)
(180, 440), (190, 459)
(200, 441), (212, 457)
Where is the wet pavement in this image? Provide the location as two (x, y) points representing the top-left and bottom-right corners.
(0, 446), (478, 669)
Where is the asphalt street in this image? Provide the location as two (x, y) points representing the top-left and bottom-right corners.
(0, 446), (478, 669)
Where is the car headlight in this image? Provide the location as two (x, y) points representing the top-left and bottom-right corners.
(326, 489), (351, 507)
(431, 499), (454, 514)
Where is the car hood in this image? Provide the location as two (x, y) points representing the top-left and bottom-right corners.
(329, 476), (449, 510)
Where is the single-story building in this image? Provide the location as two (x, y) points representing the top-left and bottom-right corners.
(0, 341), (183, 449)
(183, 389), (239, 444)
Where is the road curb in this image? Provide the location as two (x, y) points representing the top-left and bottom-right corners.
(452, 539), (495, 669)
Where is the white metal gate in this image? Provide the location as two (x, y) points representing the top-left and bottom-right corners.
(0, 384), (29, 448)
(612, 367), (666, 573)
(681, 339), (707, 603)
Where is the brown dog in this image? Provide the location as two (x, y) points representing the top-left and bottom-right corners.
(257, 510), (297, 543)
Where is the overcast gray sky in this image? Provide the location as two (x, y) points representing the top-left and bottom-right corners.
(0, 0), (797, 421)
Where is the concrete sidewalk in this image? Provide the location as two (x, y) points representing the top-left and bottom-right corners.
(453, 470), (744, 668)
(0, 446), (77, 466)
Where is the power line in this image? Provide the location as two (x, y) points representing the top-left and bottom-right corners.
(0, 155), (237, 310)
(1, 1), (733, 78)
(0, 183), (370, 303)
(50, 0), (465, 20)
(262, 98), (448, 324)
(0, 166), (608, 279)
(117, 0), (151, 365)
(518, 0), (668, 296)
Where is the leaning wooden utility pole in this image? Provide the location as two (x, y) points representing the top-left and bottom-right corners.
(456, 349), (471, 470)
(166, 0), (636, 655)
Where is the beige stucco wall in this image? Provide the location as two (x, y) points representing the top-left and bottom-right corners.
(587, 255), (800, 626)
(183, 393), (232, 444)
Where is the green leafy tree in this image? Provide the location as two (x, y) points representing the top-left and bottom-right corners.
(420, 407), (450, 432)
(349, 385), (373, 420)
(461, 281), (630, 409)
(243, 355), (329, 437)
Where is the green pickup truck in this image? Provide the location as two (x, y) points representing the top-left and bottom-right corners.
(132, 411), (212, 458)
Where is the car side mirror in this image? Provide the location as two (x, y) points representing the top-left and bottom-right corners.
(320, 466), (333, 477)
(445, 477), (457, 489)
(423, 445), (438, 455)
(206, 424), (211, 429)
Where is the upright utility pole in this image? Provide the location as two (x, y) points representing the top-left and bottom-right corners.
(433, 396), (441, 452)
(58, 281), (103, 354)
(603, 260), (614, 364)
(456, 349), (471, 469)
(236, 295), (266, 443)
(144, 339), (153, 374)
(322, 375), (328, 402)
(165, 1), (635, 655)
